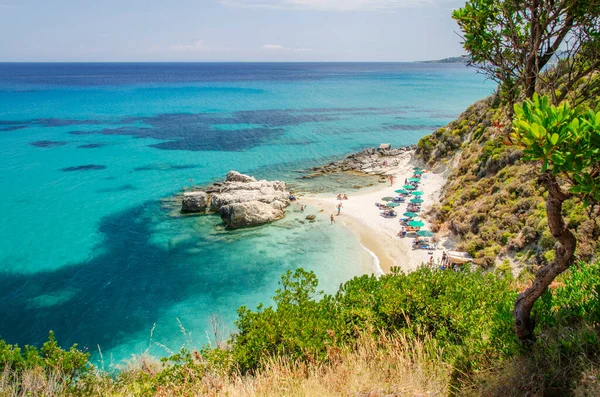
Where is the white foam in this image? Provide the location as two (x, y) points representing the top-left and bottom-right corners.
(361, 243), (384, 278)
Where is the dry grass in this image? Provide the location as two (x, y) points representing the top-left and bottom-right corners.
(221, 333), (448, 397)
(0, 333), (448, 397)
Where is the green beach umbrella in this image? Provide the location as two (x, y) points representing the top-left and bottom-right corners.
(412, 191), (424, 196)
(414, 170), (425, 175)
(417, 230), (435, 237)
(394, 189), (408, 194)
(410, 198), (424, 203)
(382, 197), (395, 202)
(403, 185), (416, 190)
(386, 202), (400, 207)
(408, 220), (425, 227)
(408, 177), (421, 182)
(413, 167), (423, 171)
(403, 212), (419, 218)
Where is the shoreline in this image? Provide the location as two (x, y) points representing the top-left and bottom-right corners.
(298, 148), (449, 275)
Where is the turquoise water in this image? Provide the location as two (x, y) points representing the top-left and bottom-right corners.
(0, 63), (494, 363)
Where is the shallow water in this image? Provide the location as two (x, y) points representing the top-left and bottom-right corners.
(0, 63), (493, 363)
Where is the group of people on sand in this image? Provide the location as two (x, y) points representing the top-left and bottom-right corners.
(336, 193), (349, 200)
(439, 251), (459, 271)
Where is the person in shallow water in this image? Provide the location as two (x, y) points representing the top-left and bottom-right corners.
(336, 203), (343, 215)
(330, 214), (335, 224)
(343, 194), (348, 200)
(337, 194), (342, 200)
(300, 205), (305, 213)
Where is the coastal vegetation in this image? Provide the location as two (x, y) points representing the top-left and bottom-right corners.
(1, 0), (600, 396)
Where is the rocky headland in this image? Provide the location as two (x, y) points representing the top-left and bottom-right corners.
(304, 146), (416, 180)
(181, 171), (290, 229)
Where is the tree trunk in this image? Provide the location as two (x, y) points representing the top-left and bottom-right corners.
(513, 172), (576, 341)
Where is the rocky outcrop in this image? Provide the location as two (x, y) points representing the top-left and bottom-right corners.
(181, 171), (290, 229)
(304, 146), (415, 178)
(225, 170), (256, 183)
(182, 191), (208, 213)
(220, 201), (286, 229)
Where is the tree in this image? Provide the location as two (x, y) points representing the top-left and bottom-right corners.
(453, 0), (600, 104)
(510, 94), (600, 340)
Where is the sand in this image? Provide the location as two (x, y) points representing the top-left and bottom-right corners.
(300, 151), (447, 275)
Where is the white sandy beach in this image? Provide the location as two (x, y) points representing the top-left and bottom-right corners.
(301, 151), (447, 275)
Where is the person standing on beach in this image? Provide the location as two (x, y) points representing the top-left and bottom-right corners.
(330, 214), (335, 224)
(336, 203), (343, 215)
(390, 175), (394, 186)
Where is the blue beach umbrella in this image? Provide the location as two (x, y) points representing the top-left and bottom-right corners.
(410, 198), (424, 204)
(395, 189), (408, 194)
(412, 191), (424, 196)
(408, 220), (425, 227)
(417, 230), (435, 237)
(408, 177), (421, 182)
(414, 170), (425, 175)
(386, 202), (400, 207)
(403, 185), (416, 190)
(403, 212), (419, 218)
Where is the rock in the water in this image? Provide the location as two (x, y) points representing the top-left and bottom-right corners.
(182, 191), (208, 213)
(305, 215), (316, 220)
(220, 201), (285, 229)
(226, 170), (257, 183)
(180, 171), (290, 229)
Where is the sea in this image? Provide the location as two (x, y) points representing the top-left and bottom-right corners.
(0, 62), (494, 365)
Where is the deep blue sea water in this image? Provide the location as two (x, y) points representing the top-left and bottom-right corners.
(0, 63), (494, 364)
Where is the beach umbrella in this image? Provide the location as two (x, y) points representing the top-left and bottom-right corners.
(412, 191), (424, 196)
(410, 198), (424, 203)
(413, 167), (423, 171)
(394, 189), (408, 194)
(382, 197), (395, 202)
(403, 212), (419, 218)
(408, 220), (425, 227)
(414, 170), (425, 175)
(408, 177), (420, 182)
(417, 230), (435, 237)
(386, 202), (400, 207)
(403, 185), (416, 190)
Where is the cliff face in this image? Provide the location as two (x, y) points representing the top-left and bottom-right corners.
(417, 96), (600, 270)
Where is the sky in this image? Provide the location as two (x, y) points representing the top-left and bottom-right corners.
(0, 0), (469, 62)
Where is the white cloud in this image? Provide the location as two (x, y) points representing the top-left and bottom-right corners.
(219, 0), (456, 11)
(263, 44), (312, 52)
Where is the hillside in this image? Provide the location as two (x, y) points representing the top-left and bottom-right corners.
(417, 94), (600, 272)
(421, 56), (469, 64)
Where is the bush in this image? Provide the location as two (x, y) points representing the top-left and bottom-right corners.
(231, 267), (519, 374)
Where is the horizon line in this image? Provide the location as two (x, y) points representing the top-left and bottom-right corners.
(0, 59), (466, 64)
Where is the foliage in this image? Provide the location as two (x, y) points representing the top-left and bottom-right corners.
(511, 93), (600, 204)
(0, 331), (89, 379)
(453, 0), (600, 101)
(232, 267), (519, 375)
